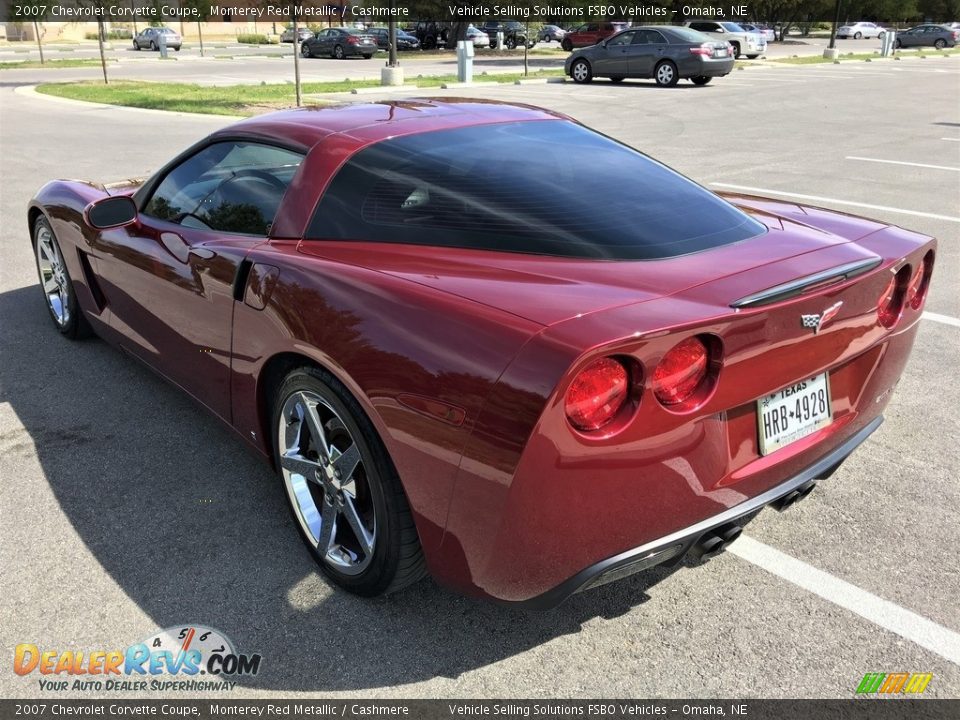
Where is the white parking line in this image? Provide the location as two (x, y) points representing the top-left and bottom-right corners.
(711, 183), (960, 223)
(942, 137), (960, 142)
(846, 156), (960, 173)
(923, 311), (960, 328)
(730, 535), (960, 666)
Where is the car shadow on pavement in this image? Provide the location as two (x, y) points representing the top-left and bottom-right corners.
(0, 284), (685, 692)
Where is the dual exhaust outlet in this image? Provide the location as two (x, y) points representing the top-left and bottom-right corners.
(690, 481), (818, 562)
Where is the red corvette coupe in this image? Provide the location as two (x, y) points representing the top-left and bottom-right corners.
(29, 99), (934, 607)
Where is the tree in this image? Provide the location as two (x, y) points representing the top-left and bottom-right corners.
(181, 0), (214, 57)
(18, 2), (49, 64)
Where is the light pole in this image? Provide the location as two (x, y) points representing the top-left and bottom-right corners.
(381, 0), (403, 85)
(824, 0), (842, 59)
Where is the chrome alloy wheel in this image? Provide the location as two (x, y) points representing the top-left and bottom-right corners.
(35, 224), (71, 327)
(278, 390), (376, 574)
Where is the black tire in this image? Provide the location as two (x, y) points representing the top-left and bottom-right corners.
(506, 37), (516, 50)
(729, 42), (740, 58)
(854, 32), (862, 39)
(362, 54), (373, 59)
(301, 43), (311, 57)
(934, 39), (947, 49)
(150, 41), (157, 51)
(570, 58), (593, 84)
(133, 41), (140, 51)
(333, 44), (344, 59)
(691, 76), (712, 85)
(272, 367), (426, 596)
(32, 215), (91, 340)
(895, 39), (902, 49)
(654, 60), (679, 87)
(746, 54), (759, 59)
(609, 75), (625, 83)
(561, 38), (573, 52)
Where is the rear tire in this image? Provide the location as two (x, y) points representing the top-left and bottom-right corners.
(729, 42), (740, 58)
(746, 54), (759, 59)
(506, 37), (516, 50)
(362, 54), (373, 59)
(691, 76), (712, 85)
(272, 366), (426, 597)
(561, 38), (573, 52)
(895, 39), (902, 49)
(32, 215), (91, 340)
(654, 60), (679, 87)
(150, 41), (157, 51)
(854, 32), (862, 39)
(301, 43), (311, 57)
(609, 75), (625, 83)
(570, 58), (592, 84)
(333, 44), (344, 59)
(934, 39), (947, 49)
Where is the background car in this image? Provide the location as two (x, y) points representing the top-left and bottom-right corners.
(480, 20), (536, 49)
(413, 20), (450, 49)
(466, 26), (490, 48)
(837, 21), (887, 39)
(561, 22), (628, 51)
(566, 26), (734, 86)
(132, 27), (181, 51)
(894, 24), (958, 49)
(368, 27), (421, 51)
(739, 23), (776, 43)
(538, 25), (567, 42)
(683, 20), (766, 58)
(301, 28), (378, 59)
(27, 99), (935, 605)
(280, 26), (314, 44)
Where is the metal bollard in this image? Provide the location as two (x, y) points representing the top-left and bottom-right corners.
(456, 40), (474, 83)
(158, 32), (168, 59)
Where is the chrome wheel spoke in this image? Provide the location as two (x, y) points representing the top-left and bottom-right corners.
(279, 451), (320, 479)
(299, 394), (333, 459)
(318, 499), (338, 553)
(43, 275), (59, 293)
(341, 494), (374, 554)
(331, 442), (360, 482)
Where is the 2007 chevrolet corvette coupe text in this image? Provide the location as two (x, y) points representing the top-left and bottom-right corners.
(29, 100), (935, 607)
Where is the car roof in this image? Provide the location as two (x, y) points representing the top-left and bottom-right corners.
(216, 99), (572, 150)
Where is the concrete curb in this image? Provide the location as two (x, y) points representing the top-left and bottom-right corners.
(349, 85), (420, 95)
(439, 81), (502, 89)
(13, 84), (239, 120)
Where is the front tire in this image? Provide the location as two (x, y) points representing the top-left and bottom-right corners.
(654, 60), (679, 87)
(362, 53), (373, 59)
(746, 54), (759, 59)
(895, 38), (902, 49)
(729, 42), (741, 58)
(150, 41), (157, 51)
(301, 43), (312, 57)
(32, 215), (90, 340)
(272, 367), (426, 597)
(934, 38), (947, 49)
(609, 75), (625, 83)
(854, 32), (862, 39)
(570, 58), (592, 83)
(691, 76), (712, 85)
(506, 37), (516, 50)
(561, 38), (573, 52)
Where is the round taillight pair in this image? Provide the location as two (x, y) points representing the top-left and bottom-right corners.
(564, 338), (712, 432)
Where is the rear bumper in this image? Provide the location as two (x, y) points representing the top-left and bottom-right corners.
(513, 416), (882, 609)
(686, 56), (736, 77)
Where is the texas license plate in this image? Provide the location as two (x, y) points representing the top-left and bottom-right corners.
(715, 48), (727, 56)
(757, 373), (832, 456)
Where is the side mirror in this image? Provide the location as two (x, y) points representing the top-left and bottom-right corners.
(86, 195), (138, 230)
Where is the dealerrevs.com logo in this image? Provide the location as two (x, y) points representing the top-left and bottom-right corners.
(14, 625), (262, 692)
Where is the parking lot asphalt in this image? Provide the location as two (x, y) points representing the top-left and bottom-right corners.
(0, 56), (958, 700)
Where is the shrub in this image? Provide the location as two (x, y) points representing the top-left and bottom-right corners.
(237, 34), (270, 45)
(84, 30), (133, 40)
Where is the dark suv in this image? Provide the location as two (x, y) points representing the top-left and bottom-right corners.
(413, 20), (451, 49)
(480, 21), (536, 49)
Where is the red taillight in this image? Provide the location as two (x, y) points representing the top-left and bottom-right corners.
(907, 254), (933, 309)
(652, 337), (709, 406)
(690, 43), (713, 56)
(347, 36), (359, 44)
(564, 357), (629, 431)
(877, 275), (904, 328)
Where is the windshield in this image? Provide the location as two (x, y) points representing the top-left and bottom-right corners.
(721, 22), (746, 32)
(308, 121), (765, 260)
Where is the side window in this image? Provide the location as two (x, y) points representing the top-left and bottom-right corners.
(143, 141), (304, 236)
(646, 30), (666, 44)
(607, 31), (635, 46)
(689, 22), (709, 32)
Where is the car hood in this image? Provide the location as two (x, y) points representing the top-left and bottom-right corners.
(298, 194), (889, 327)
